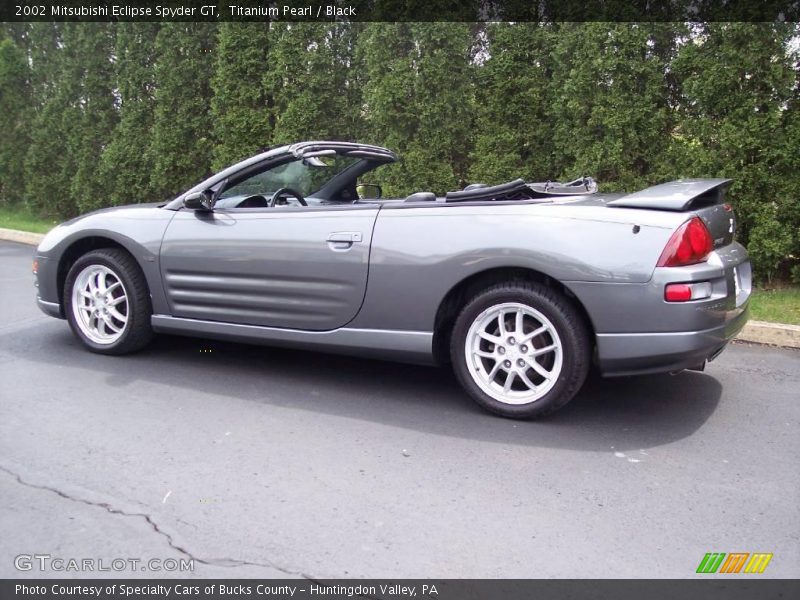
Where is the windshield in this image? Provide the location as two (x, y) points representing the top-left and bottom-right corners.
(219, 154), (362, 200)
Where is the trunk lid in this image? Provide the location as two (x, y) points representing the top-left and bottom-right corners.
(607, 178), (735, 248)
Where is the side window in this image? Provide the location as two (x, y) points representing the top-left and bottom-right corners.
(218, 154), (364, 203)
(220, 161), (315, 199)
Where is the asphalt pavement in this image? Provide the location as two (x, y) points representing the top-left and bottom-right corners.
(0, 240), (798, 579)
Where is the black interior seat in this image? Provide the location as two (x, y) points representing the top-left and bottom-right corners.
(238, 195), (270, 208)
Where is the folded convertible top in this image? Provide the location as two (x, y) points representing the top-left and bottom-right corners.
(445, 177), (597, 203)
(528, 177), (598, 197)
(445, 179), (528, 202)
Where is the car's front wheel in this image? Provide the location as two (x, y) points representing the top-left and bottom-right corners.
(450, 281), (591, 419)
(64, 248), (153, 355)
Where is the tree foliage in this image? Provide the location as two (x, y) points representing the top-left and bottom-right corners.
(99, 23), (160, 206)
(469, 23), (557, 184)
(549, 23), (680, 191)
(23, 23), (77, 218)
(0, 34), (31, 205)
(359, 22), (474, 196)
(66, 23), (117, 213)
(148, 23), (217, 198)
(211, 22), (273, 170)
(266, 22), (361, 145)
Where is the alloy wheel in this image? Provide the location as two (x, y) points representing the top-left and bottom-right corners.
(464, 302), (563, 405)
(71, 264), (129, 345)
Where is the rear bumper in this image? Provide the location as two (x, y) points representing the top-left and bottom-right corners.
(596, 301), (749, 376)
(570, 241), (751, 376)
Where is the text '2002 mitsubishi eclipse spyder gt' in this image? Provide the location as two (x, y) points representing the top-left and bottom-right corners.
(33, 141), (751, 418)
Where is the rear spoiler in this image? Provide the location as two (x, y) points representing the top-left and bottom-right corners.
(607, 179), (732, 212)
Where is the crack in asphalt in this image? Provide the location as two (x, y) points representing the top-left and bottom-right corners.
(0, 464), (311, 577)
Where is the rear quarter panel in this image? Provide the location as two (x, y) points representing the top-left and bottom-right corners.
(350, 202), (684, 332)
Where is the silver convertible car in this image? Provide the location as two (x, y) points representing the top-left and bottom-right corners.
(33, 141), (751, 418)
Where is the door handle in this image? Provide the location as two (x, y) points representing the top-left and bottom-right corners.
(327, 232), (362, 243)
(326, 231), (362, 251)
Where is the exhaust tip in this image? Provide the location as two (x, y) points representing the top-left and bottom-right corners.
(688, 361), (706, 372)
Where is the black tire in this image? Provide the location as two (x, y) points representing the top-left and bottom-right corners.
(64, 248), (154, 355)
(450, 281), (591, 419)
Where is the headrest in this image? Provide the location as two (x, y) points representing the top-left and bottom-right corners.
(404, 192), (437, 203)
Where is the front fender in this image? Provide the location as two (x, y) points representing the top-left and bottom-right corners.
(35, 207), (175, 315)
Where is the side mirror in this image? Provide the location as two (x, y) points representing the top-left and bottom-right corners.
(183, 190), (214, 211)
(356, 183), (382, 200)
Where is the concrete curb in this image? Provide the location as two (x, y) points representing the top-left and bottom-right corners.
(0, 227), (45, 246)
(736, 320), (800, 349)
(1, 226), (798, 349)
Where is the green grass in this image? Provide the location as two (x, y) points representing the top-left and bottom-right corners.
(750, 287), (800, 325)
(0, 206), (59, 234)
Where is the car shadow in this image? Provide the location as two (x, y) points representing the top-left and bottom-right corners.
(6, 322), (723, 452)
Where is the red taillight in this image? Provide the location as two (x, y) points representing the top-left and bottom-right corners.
(664, 281), (712, 302)
(657, 217), (714, 268)
(664, 283), (692, 302)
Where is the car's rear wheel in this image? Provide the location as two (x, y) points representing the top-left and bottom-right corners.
(450, 281), (591, 419)
(64, 248), (153, 355)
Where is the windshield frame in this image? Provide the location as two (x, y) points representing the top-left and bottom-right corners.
(164, 141), (398, 211)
